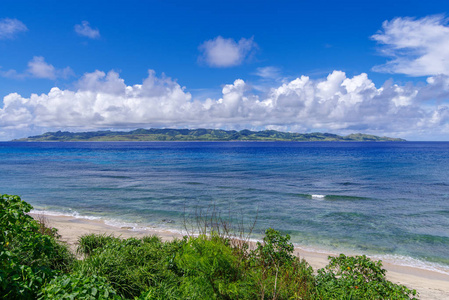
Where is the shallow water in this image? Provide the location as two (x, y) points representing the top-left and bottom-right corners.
(1, 141), (448, 272)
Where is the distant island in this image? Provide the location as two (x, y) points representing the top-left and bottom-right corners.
(13, 128), (406, 142)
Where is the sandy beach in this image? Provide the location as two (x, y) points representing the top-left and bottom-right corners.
(32, 213), (449, 300)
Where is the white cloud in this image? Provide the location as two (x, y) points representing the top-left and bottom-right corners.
(74, 21), (100, 39)
(198, 36), (257, 67)
(0, 56), (73, 80)
(0, 18), (27, 39)
(254, 66), (281, 79)
(0, 70), (195, 133)
(372, 15), (449, 76)
(27, 56), (57, 79)
(1, 69), (449, 141)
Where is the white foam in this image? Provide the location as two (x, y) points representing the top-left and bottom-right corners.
(290, 243), (449, 276)
(311, 194), (326, 199)
(371, 254), (449, 276)
(103, 219), (139, 230)
(293, 243), (339, 256)
(31, 209), (186, 236)
(31, 209), (101, 220)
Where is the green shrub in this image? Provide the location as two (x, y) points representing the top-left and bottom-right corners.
(176, 234), (248, 299)
(315, 254), (418, 299)
(251, 228), (295, 269)
(76, 234), (184, 299)
(38, 272), (120, 299)
(136, 280), (183, 300)
(175, 230), (315, 300)
(248, 228), (314, 299)
(77, 233), (120, 256)
(0, 194), (74, 299)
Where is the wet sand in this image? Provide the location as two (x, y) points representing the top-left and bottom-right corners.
(32, 213), (449, 300)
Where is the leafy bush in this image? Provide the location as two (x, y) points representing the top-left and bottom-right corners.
(77, 233), (120, 256)
(315, 254), (418, 299)
(136, 280), (182, 300)
(76, 234), (184, 299)
(38, 272), (120, 299)
(248, 228), (314, 300)
(176, 234), (248, 299)
(175, 229), (314, 300)
(0, 194), (74, 299)
(252, 228), (295, 268)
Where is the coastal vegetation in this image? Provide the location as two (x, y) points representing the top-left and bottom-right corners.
(1, 194), (417, 299)
(13, 128), (406, 142)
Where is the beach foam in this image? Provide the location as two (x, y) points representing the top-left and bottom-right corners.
(372, 254), (449, 276)
(31, 209), (101, 221)
(31, 208), (187, 237)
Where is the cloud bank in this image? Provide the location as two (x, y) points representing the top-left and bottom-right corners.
(198, 36), (257, 67)
(1, 69), (449, 140)
(74, 21), (100, 39)
(0, 18), (27, 39)
(372, 15), (449, 76)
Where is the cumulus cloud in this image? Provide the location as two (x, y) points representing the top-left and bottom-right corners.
(0, 70), (194, 133)
(27, 56), (74, 79)
(74, 21), (100, 39)
(372, 15), (449, 76)
(1, 69), (449, 140)
(0, 56), (73, 80)
(198, 36), (257, 67)
(0, 18), (27, 39)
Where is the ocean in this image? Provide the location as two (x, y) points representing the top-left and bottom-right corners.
(1, 141), (448, 273)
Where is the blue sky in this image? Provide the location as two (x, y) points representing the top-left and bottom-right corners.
(1, 0), (449, 140)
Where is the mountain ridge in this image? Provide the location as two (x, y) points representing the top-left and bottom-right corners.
(13, 128), (406, 142)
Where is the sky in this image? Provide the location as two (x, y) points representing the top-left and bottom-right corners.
(1, 0), (449, 141)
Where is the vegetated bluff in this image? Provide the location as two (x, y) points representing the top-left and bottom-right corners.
(14, 128), (406, 142)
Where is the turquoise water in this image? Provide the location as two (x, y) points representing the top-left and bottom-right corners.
(1, 141), (449, 272)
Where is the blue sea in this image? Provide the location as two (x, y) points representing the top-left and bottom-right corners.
(1, 141), (449, 273)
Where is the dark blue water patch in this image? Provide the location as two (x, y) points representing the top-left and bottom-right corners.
(322, 211), (372, 221)
(183, 182), (204, 185)
(434, 210), (449, 216)
(286, 193), (311, 198)
(431, 182), (449, 187)
(217, 186), (235, 189)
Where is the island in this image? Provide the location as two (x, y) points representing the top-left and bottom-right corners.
(13, 128), (405, 142)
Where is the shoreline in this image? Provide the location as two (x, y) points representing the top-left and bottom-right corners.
(31, 213), (449, 299)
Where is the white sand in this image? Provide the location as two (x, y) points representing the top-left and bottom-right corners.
(32, 213), (449, 300)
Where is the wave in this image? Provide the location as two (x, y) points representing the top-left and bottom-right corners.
(324, 194), (370, 201)
(30, 209), (185, 235)
(371, 254), (449, 276)
(306, 194), (370, 200)
(293, 243), (449, 275)
(31, 209), (101, 221)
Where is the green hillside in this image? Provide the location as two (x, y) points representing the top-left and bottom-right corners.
(13, 128), (406, 142)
